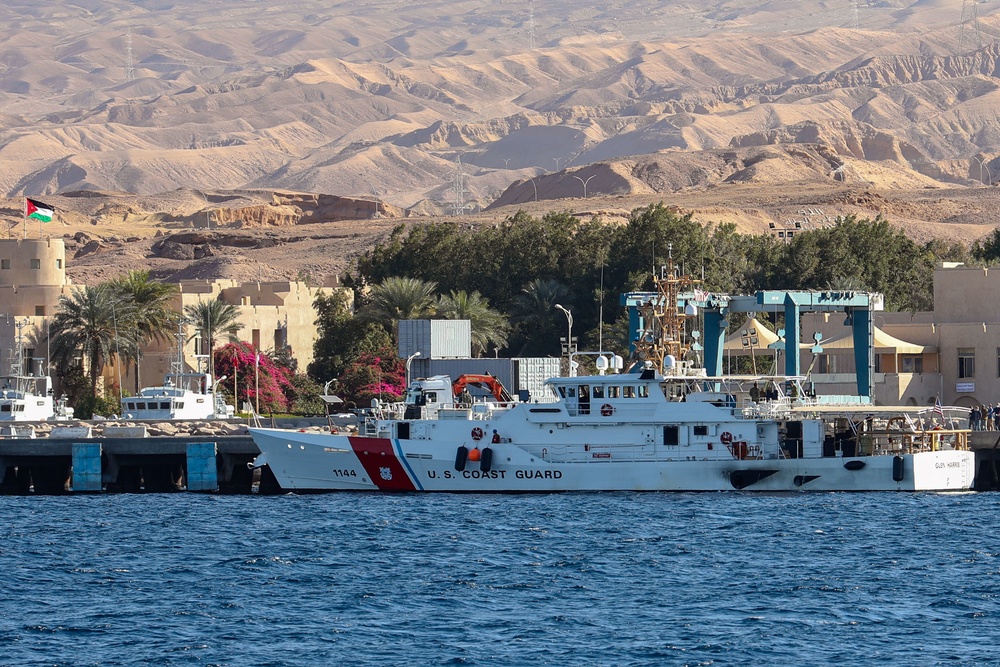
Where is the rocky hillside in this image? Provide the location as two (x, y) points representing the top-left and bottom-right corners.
(0, 0), (999, 221)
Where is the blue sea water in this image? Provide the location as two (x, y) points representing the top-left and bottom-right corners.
(0, 492), (997, 666)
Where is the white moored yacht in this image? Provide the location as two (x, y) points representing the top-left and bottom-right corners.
(0, 319), (62, 422)
(121, 328), (234, 421)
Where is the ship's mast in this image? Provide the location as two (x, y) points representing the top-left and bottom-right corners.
(633, 244), (701, 372)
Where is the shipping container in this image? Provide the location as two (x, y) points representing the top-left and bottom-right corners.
(398, 319), (471, 359)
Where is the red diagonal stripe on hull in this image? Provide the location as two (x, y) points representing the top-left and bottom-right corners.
(348, 436), (417, 491)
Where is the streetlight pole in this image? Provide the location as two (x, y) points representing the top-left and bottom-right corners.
(405, 350), (422, 388)
(572, 174), (595, 198)
(555, 304), (574, 377)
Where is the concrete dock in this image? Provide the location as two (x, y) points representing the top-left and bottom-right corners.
(0, 434), (280, 494)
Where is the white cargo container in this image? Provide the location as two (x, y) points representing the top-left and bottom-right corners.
(398, 320), (471, 359)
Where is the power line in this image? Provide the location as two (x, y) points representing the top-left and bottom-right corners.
(527, 1), (536, 50)
(124, 27), (135, 81)
(959, 0), (983, 53)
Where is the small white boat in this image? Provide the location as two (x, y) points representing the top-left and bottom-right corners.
(0, 320), (62, 422)
(121, 329), (234, 421)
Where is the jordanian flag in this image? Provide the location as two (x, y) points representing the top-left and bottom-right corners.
(26, 198), (54, 222)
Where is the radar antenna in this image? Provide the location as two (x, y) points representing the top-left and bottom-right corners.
(632, 244), (702, 372)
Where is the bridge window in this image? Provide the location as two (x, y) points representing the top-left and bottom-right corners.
(664, 425), (679, 445)
(623, 386), (636, 398)
(592, 385), (604, 399)
(958, 348), (975, 379)
(606, 386), (620, 398)
(638, 385), (649, 398)
(694, 425), (708, 436)
(160, 402), (171, 410)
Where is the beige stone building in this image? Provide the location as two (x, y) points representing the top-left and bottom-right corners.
(0, 238), (74, 379)
(126, 279), (339, 391)
(802, 262), (997, 408)
(0, 237), (336, 396)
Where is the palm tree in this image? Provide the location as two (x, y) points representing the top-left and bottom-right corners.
(184, 299), (243, 384)
(108, 270), (179, 392)
(511, 279), (572, 356)
(359, 276), (438, 333)
(436, 289), (509, 356)
(50, 284), (137, 395)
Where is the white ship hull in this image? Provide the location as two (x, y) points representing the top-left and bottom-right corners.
(250, 428), (975, 492)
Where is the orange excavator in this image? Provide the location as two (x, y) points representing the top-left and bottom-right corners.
(452, 373), (514, 403)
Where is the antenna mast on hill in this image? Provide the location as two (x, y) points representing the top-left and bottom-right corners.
(527, 1), (536, 50)
(124, 27), (135, 81)
(851, 1), (860, 31)
(959, 0), (983, 52)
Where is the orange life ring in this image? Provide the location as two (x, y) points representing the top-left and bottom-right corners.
(471, 427), (484, 441)
(600, 403), (615, 417)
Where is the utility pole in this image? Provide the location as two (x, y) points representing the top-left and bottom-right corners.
(960, 0), (983, 52)
(124, 27), (135, 81)
(527, 0), (536, 50)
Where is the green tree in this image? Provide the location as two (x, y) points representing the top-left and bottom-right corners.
(50, 284), (137, 395)
(358, 276), (438, 333)
(213, 342), (291, 414)
(309, 290), (396, 383)
(108, 270), (179, 392)
(436, 289), (509, 356)
(183, 299), (243, 383)
(511, 278), (572, 356)
(776, 216), (935, 311)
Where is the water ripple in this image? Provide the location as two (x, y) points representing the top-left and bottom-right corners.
(0, 493), (996, 666)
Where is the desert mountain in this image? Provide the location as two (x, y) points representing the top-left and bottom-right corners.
(1, 1), (999, 285)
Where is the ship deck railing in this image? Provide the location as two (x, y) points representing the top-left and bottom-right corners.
(858, 427), (969, 455)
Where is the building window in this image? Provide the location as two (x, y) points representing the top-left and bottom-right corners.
(958, 348), (975, 379)
(56, 259), (63, 269)
(252, 329), (261, 349)
(900, 355), (923, 374)
(0, 259), (8, 269)
(34, 306), (45, 316)
(30, 259), (40, 269)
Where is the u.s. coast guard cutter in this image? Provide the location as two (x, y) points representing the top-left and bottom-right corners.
(249, 257), (974, 492)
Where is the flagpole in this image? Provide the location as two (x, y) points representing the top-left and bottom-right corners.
(22, 199), (26, 241)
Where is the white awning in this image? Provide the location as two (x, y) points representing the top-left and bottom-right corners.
(817, 327), (937, 354)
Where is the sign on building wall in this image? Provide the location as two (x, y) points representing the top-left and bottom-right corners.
(956, 382), (975, 393)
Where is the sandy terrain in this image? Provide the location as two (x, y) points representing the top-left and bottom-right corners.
(0, 1), (998, 285)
